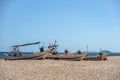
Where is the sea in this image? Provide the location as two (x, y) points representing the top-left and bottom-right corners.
(0, 52), (120, 59)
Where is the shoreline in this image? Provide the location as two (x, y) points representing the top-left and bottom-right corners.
(0, 55), (120, 60)
(0, 56), (120, 80)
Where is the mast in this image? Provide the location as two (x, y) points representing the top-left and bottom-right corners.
(86, 45), (88, 52)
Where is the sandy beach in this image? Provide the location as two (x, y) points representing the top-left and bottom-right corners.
(0, 56), (120, 80)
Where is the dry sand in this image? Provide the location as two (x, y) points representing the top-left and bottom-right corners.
(0, 56), (120, 80)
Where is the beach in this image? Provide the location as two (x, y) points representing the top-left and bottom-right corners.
(0, 56), (120, 80)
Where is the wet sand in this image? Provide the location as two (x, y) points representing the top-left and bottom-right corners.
(0, 56), (120, 80)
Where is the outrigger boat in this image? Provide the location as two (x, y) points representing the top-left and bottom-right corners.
(45, 41), (88, 61)
(4, 42), (50, 60)
(46, 52), (88, 61)
(84, 52), (108, 61)
(4, 50), (50, 60)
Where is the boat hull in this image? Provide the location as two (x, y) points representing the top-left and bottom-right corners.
(84, 53), (108, 61)
(4, 51), (49, 60)
(46, 52), (87, 61)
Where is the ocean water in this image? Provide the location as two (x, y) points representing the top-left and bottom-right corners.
(0, 52), (33, 59)
(0, 52), (120, 59)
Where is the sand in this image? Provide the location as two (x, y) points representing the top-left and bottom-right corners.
(0, 56), (120, 80)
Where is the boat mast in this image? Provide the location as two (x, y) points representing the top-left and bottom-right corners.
(86, 45), (88, 52)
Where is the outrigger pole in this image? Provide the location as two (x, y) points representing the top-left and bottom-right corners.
(12, 42), (40, 47)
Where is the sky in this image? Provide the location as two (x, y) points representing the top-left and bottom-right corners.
(0, 0), (120, 52)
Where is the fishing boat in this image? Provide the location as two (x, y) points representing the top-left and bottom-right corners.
(4, 42), (50, 60)
(44, 40), (88, 61)
(4, 50), (50, 60)
(84, 53), (108, 61)
(46, 52), (88, 61)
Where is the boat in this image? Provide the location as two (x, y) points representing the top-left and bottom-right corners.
(84, 53), (108, 61)
(46, 52), (88, 61)
(44, 40), (87, 61)
(63, 52), (75, 56)
(4, 50), (50, 60)
(4, 42), (50, 60)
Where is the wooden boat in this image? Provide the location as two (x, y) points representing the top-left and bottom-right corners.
(63, 52), (75, 56)
(4, 50), (50, 60)
(4, 42), (51, 60)
(46, 52), (87, 61)
(84, 53), (108, 61)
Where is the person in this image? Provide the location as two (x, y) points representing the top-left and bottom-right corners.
(12, 47), (20, 57)
(64, 49), (69, 54)
(77, 49), (82, 54)
(40, 47), (44, 52)
(99, 52), (103, 56)
(47, 46), (52, 53)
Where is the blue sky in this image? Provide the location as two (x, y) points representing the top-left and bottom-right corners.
(0, 0), (120, 52)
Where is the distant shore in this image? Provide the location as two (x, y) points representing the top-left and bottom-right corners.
(0, 56), (120, 80)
